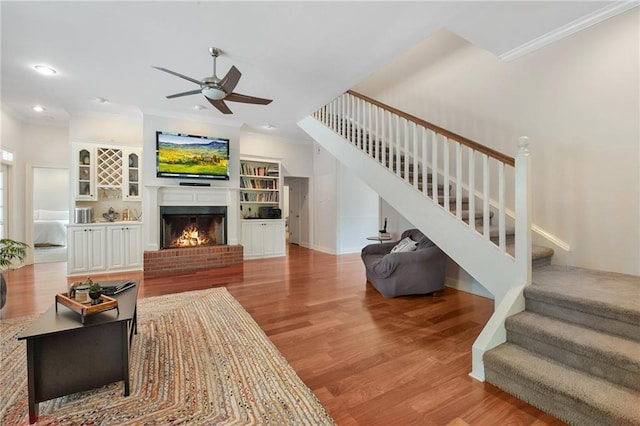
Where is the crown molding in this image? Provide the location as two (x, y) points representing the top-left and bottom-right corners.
(500, 1), (639, 62)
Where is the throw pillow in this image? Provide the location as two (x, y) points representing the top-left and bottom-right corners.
(390, 237), (418, 253)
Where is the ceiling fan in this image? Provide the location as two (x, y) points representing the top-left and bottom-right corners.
(152, 47), (272, 115)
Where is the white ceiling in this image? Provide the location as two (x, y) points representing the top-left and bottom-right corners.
(1, 1), (621, 141)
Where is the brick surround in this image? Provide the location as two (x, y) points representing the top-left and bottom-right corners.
(144, 245), (243, 276)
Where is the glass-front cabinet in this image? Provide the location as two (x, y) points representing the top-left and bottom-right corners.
(124, 151), (141, 200)
(72, 144), (142, 202)
(76, 147), (96, 200)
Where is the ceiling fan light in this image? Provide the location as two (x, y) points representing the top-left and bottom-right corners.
(202, 87), (226, 100)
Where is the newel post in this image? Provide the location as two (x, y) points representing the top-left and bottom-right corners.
(514, 136), (532, 286)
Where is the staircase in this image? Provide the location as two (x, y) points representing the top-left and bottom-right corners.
(299, 90), (535, 380)
(301, 91), (640, 424)
(484, 266), (640, 425)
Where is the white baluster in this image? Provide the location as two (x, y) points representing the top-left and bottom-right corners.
(368, 102), (373, 157)
(395, 115), (401, 176)
(413, 123), (419, 189)
(483, 154), (490, 240)
(456, 142), (462, 219)
(404, 119), (409, 182)
(381, 110), (386, 168)
(432, 132), (438, 202)
(422, 127), (428, 195)
(444, 137), (450, 212)
(387, 113), (392, 171)
(498, 162), (506, 252)
(468, 149), (475, 231)
(374, 106), (379, 161)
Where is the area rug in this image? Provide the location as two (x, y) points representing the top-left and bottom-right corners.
(0, 288), (335, 425)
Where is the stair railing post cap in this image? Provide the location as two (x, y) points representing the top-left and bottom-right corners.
(517, 136), (529, 148)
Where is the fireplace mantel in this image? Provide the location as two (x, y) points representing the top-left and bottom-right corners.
(142, 185), (240, 251)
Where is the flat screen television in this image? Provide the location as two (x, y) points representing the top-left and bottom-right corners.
(156, 131), (230, 180)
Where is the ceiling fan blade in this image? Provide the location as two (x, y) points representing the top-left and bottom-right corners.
(207, 98), (233, 114)
(225, 92), (273, 105)
(152, 66), (202, 86)
(166, 89), (202, 99)
(220, 66), (241, 94)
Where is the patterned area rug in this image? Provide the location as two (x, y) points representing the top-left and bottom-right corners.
(0, 288), (335, 425)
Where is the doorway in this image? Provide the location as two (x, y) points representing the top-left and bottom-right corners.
(32, 167), (69, 263)
(283, 177), (309, 247)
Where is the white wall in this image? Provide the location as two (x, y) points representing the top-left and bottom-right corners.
(239, 129), (314, 177)
(1, 109), (69, 263)
(0, 110), (26, 244)
(33, 168), (69, 211)
(312, 142), (338, 254)
(355, 9), (640, 275)
(338, 163), (378, 254)
(69, 115), (141, 146)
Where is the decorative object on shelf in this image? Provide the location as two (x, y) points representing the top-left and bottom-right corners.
(102, 207), (119, 222)
(0, 238), (29, 309)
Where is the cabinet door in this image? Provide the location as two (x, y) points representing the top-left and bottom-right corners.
(75, 147), (96, 200)
(87, 227), (107, 271)
(123, 150), (142, 200)
(68, 226), (106, 273)
(124, 225), (142, 268)
(262, 221), (285, 257)
(108, 226), (127, 269)
(107, 225), (142, 269)
(241, 221), (263, 258)
(68, 227), (90, 272)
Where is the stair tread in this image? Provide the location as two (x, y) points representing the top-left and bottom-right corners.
(504, 243), (554, 261)
(485, 343), (640, 423)
(526, 265), (640, 324)
(507, 311), (640, 372)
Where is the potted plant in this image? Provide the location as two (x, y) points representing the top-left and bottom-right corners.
(87, 278), (102, 305)
(0, 238), (29, 309)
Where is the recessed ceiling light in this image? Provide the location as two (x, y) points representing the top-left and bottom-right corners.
(95, 97), (108, 104)
(194, 105), (205, 111)
(32, 105), (45, 112)
(33, 65), (57, 76)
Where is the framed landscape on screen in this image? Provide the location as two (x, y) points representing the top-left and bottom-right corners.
(156, 131), (230, 180)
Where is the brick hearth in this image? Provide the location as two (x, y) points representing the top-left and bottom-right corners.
(144, 245), (243, 276)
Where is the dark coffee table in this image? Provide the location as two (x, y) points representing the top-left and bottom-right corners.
(18, 281), (138, 424)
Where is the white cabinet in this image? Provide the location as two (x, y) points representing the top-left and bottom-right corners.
(68, 225), (107, 273)
(107, 224), (142, 270)
(75, 145), (97, 200)
(67, 222), (143, 275)
(123, 149), (141, 200)
(72, 143), (142, 201)
(241, 220), (285, 259)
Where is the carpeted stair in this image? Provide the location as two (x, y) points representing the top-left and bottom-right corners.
(484, 265), (640, 425)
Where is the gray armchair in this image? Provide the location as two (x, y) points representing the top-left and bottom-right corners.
(361, 228), (446, 298)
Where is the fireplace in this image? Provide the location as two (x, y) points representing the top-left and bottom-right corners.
(160, 206), (227, 249)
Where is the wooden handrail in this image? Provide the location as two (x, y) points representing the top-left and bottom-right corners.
(347, 90), (515, 167)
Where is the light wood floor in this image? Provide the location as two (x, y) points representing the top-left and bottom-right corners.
(1, 244), (565, 425)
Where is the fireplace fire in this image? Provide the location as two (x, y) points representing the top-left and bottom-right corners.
(172, 224), (211, 247)
(160, 206), (226, 249)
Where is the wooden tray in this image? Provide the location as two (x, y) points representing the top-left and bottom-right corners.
(55, 293), (119, 324)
